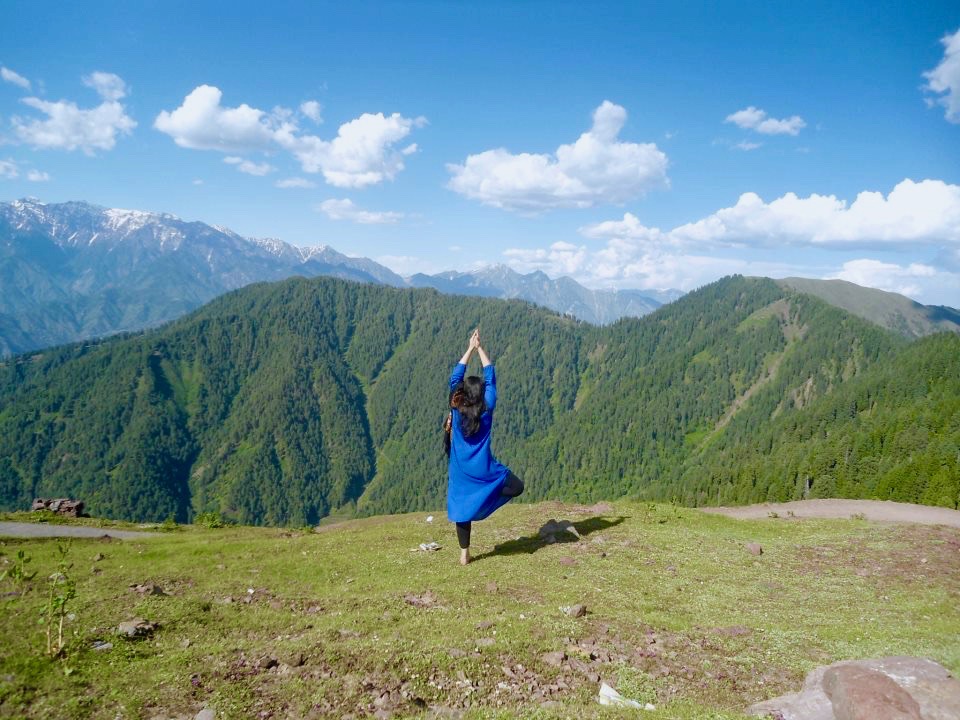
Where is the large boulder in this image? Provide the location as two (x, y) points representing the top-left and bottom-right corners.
(747, 657), (960, 720)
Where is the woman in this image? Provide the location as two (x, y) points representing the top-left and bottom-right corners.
(446, 328), (524, 565)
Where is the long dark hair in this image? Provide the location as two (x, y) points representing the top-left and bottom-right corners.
(450, 375), (487, 438)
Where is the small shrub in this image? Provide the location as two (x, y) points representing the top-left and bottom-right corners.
(850, 512), (866, 521)
(39, 543), (75, 658)
(1, 549), (37, 595)
(195, 511), (226, 529)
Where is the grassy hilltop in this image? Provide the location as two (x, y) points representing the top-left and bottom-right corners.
(1, 502), (957, 719)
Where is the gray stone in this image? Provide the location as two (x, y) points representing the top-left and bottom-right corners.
(823, 665), (921, 720)
(542, 651), (566, 667)
(195, 709), (215, 720)
(117, 618), (157, 638)
(131, 582), (166, 596)
(747, 657), (960, 720)
(745, 542), (763, 556)
(565, 604), (587, 618)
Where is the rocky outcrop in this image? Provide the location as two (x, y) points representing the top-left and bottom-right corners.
(747, 657), (960, 720)
(31, 498), (84, 517)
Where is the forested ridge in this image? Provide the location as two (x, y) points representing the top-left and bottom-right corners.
(1, 274), (956, 525)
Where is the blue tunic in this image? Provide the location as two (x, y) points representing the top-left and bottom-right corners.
(446, 362), (512, 523)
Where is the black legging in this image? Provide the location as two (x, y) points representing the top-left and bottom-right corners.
(456, 472), (524, 549)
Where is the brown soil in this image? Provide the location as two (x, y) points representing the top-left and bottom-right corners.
(698, 499), (960, 528)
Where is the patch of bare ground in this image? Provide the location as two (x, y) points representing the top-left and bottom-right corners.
(699, 498), (960, 528)
(790, 525), (960, 590)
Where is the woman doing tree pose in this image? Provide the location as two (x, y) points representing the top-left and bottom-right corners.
(445, 328), (524, 565)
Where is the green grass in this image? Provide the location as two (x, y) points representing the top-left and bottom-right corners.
(1, 501), (957, 719)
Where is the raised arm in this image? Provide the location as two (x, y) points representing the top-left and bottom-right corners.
(450, 329), (480, 389)
(475, 334), (496, 410)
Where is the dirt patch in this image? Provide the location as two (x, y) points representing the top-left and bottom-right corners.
(699, 499), (960, 528)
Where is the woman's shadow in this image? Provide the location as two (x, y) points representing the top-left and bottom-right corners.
(471, 515), (628, 562)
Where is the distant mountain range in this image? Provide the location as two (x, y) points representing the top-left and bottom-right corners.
(0, 199), (669, 355)
(408, 265), (661, 323)
(1, 199), (957, 358)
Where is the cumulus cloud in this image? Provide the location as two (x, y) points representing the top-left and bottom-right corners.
(923, 28), (960, 123)
(275, 177), (317, 189)
(26, 169), (49, 182)
(508, 178), (960, 303)
(155, 86), (425, 187)
(223, 156), (275, 176)
(1, 66), (30, 90)
(0, 159), (18, 179)
(725, 106), (806, 135)
(277, 112), (426, 187)
(446, 100), (669, 212)
(316, 198), (403, 224)
(503, 239), (797, 293)
(154, 85), (281, 152)
(734, 141), (762, 151)
(582, 179), (960, 249)
(300, 100), (322, 123)
(827, 259), (943, 298)
(10, 72), (136, 154)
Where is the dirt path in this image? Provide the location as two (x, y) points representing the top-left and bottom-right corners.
(0, 522), (158, 539)
(699, 498), (960, 528)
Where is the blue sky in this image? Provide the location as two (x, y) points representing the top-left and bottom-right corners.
(2, 1), (959, 305)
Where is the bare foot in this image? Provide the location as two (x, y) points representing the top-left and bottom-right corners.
(460, 549), (471, 566)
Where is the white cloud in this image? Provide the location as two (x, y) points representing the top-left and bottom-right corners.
(828, 259), (943, 299)
(509, 178), (960, 302)
(923, 28), (960, 124)
(10, 73), (136, 154)
(26, 169), (49, 182)
(503, 239), (797, 293)
(579, 212), (667, 243)
(192, 179), (204, 185)
(446, 100), (669, 212)
(155, 86), (425, 187)
(0, 159), (18, 179)
(1, 66), (30, 90)
(275, 177), (317, 189)
(316, 198), (403, 224)
(154, 85), (282, 152)
(582, 179), (960, 249)
(277, 112), (426, 187)
(223, 156), (275, 176)
(725, 106), (806, 135)
(375, 254), (444, 276)
(734, 141), (762, 151)
(82, 71), (127, 101)
(300, 100), (322, 123)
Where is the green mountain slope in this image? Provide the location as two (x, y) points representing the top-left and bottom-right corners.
(776, 277), (960, 339)
(2, 274), (954, 525)
(669, 331), (960, 508)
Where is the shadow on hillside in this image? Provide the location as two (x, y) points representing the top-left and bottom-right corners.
(471, 515), (628, 562)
